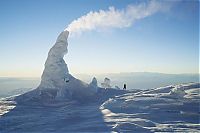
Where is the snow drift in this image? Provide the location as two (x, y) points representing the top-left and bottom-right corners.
(0, 83), (199, 132)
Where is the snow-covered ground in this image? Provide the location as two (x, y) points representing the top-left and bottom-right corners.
(0, 82), (199, 132)
(0, 30), (199, 132)
(101, 82), (200, 132)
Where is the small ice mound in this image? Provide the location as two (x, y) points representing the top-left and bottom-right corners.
(89, 77), (98, 93)
(0, 100), (16, 116)
(115, 86), (120, 90)
(101, 77), (111, 88)
(100, 98), (125, 111)
(90, 77), (97, 87)
(169, 85), (186, 98)
(113, 122), (151, 132)
(185, 88), (200, 99)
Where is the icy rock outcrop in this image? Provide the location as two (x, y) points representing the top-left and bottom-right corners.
(101, 77), (111, 88)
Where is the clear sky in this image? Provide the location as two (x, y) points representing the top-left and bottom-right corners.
(0, 0), (199, 77)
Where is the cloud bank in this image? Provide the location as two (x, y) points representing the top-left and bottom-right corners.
(66, 0), (171, 36)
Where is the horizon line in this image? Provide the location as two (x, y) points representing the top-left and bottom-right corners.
(0, 71), (199, 78)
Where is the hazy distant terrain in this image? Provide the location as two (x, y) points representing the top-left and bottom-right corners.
(0, 72), (199, 98)
(76, 72), (199, 89)
(0, 77), (39, 98)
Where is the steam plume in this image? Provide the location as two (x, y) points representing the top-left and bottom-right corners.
(66, 0), (170, 36)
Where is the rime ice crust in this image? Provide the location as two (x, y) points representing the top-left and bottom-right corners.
(38, 31), (71, 90)
(101, 78), (111, 88)
(37, 30), (98, 100)
(16, 31), (98, 103)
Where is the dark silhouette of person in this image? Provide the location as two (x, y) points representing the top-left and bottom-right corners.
(123, 84), (126, 90)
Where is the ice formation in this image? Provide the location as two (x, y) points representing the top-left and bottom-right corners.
(38, 31), (71, 90)
(89, 77), (98, 93)
(101, 77), (111, 88)
(169, 85), (186, 98)
(16, 31), (98, 102)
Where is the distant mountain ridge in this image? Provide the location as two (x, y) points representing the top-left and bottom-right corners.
(0, 72), (199, 98)
(75, 72), (199, 90)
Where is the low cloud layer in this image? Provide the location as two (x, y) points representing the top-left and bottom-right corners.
(66, 0), (171, 36)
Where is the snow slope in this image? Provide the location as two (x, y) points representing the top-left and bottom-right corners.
(0, 30), (199, 132)
(0, 83), (199, 132)
(101, 83), (200, 132)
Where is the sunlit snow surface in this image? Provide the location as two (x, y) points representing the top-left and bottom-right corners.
(0, 83), (199, 132)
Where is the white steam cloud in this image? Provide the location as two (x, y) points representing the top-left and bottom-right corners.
(66, 0), (170, 36)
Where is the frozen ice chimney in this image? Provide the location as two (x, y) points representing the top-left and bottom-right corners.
(90, 77), (98, 87)
(101, 77), (111, 88)
(38, 30), (72, 90)
(89, 77), (98, 93)
(34, 30), (97, 101)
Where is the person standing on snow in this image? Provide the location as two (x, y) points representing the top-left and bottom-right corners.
(123, 84), (126, 90)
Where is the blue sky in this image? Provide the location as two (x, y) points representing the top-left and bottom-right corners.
(0, 0), (199, 77)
